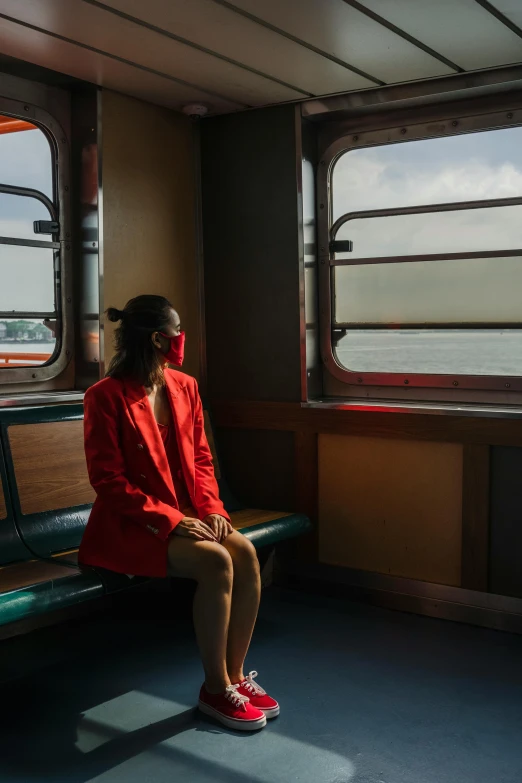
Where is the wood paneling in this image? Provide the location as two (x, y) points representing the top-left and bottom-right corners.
(319, 435), (463, 586)
(0, 480), (6, 520)
(212, 400), (522, 447)
(231, 509), (291, 530)
(102, 91), (200, 379)
(461, 445), (490, 591)
(8, 421), (95, 515)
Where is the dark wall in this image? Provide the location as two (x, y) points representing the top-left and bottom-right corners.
(201, 104), (302, 403)
(216, 428), (296, 511)
(490, 446), (522, 598)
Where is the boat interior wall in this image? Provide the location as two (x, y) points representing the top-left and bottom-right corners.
(101, 90), (200, 379)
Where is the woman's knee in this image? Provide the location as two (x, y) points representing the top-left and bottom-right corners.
(224, 532), (260, 576)
(167, 538), (233, 584)
(197, 542), (234, 584)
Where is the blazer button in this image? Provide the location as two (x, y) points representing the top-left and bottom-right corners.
(137, 444), (144, 450)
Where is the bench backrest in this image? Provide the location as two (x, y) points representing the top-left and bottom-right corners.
(0, 400), (241, 563)
(0, 435), (35, 566)
(0, 405), (92, 559)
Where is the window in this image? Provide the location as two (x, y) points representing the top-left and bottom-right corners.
(0, 112), (60, 372)
(321, 120), (522, 391)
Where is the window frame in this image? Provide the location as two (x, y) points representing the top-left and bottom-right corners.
(317, 107), (522, 394)
(0, 94), (71, 386)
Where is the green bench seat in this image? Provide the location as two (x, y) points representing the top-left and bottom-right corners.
(0, 402), (311, 630)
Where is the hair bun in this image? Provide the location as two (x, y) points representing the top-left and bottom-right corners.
(106, 307), (124, 323)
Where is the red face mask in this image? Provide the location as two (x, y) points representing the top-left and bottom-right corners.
(159, 331), (185, 366)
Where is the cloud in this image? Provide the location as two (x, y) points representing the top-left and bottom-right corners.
(334, 155), (522, 217)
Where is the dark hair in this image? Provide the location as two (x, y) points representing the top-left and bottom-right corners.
(106, 295), (175, 388)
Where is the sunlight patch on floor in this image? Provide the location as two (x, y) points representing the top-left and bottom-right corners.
(75, 690), (193, 753)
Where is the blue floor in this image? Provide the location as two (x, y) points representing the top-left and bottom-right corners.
(1, 585), (522, 783)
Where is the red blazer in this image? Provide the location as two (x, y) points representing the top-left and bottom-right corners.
(79, 369), (229, 577)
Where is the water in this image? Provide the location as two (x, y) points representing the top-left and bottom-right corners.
(335, 330), (522, 376)
(2, 333), (522, 377)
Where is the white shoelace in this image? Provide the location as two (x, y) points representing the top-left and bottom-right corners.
(225, 683), (250, 711)
(241, 671), (266, 697)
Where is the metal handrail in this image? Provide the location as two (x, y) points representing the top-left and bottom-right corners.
(0, 236), (60, 249)
(0, 183), (59, 249)
(0, 183), (56, 220)
(333, 322), (522, 330)
(330, 195), (522, 239)
(331, 248), (522, 267)
(0, 311), (56, 319)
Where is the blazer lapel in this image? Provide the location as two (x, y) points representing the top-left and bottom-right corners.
(165, 372), (196, 500)
(123, 379), (176, 500)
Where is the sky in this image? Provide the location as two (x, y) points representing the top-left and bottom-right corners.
(0, 123), (55, 314)
(331, 126), (522, 325)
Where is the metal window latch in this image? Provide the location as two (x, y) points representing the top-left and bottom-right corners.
(33, 220), (60, 235)
(332, 328), (348, 346)
(329, 239), (353, 253)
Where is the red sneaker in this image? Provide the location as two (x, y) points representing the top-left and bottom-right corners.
(237, 671), (280, 719)
(198, 683), (267, 731)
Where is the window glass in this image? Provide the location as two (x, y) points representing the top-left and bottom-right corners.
(0, 318), (56, 368)
(333, 126), (522, 218)
(330, 125), (522, 382)
(334, 205), (522, 259)
(334, 256), (522, 326)
(0, 193), (52, 239)
(0, 113), (58, 373)
(0, 245), (56, 312)
(0, 115), (53, 197)
(334, 330), (522, 377)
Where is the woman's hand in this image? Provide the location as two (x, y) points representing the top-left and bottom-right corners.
(203, 514), (233, 542)
(172, 517), (218, 542)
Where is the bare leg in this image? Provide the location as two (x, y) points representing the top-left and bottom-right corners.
(168, 537), (233, 693)
(221, 531), (261, 684)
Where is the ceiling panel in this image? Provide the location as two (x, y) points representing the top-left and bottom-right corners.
(359, 0), (522, 70)
(488, 0), (522, 30)
(0, 0), (520, 117)
(0, 0), (305, 108)
(225, 0), (455, 82)
(98, 0), (375, 95)
(0, 14), (242, 113)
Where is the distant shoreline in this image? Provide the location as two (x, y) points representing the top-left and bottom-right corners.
(0, 340), (56, 344)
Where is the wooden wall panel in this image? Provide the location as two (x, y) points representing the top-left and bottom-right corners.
(318, 434), (463, 586)
(102, 91), (200, 379)
(9, 421), (95, 515)
(212, 400), (522, 447)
